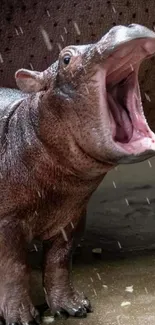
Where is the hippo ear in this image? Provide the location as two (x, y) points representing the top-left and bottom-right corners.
(15, 69), (45, 93)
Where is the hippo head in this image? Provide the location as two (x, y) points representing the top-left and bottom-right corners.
(15, 24), (155, 166)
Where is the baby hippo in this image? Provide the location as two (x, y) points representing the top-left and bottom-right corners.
(1, 24), (155, 323)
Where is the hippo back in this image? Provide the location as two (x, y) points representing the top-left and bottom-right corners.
(0, 88), (27, 114)
(0, 88), (28, 144)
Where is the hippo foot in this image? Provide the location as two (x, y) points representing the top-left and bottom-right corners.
(0, 298), (40, 325)
(47, 289), (92, 318)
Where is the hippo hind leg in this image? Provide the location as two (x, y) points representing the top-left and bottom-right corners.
(0, 221), (39, 325)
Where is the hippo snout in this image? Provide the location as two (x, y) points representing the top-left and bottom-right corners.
(96, 23), (155, 57)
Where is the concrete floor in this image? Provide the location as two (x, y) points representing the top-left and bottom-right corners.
(30, 250), (155, 325)
(86, 157), (155, 252)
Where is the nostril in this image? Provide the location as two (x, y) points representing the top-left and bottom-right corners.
(128, 24), (136, 28)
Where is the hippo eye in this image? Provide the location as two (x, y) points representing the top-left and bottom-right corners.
(63, 55), (71, 65)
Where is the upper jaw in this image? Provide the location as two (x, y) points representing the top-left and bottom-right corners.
(96, 24), (155, 60)
(105, 38), (154, 86)
(91, 27), (155, 163)
(83, 24), (155, 70)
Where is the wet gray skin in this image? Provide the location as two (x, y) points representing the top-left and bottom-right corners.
(11, 23), (155, 167)
(0, 88), (27, 110)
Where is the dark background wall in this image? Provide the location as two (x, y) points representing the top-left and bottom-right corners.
(1, 0), (155, 251)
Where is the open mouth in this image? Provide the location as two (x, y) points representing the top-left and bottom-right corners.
(105, 38), (155, 156)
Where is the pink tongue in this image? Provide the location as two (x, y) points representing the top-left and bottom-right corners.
(107, 92), (133, 143)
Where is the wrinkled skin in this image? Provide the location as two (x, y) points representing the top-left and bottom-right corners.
(1, 24), (155, 323)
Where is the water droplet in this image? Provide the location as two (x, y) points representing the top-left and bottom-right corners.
(145, 92), (151, 102)
(43, 287), (47, 294)
(0, 54), (3, 63)
(93, 288), (97, 296)
(57, 43), (62, 51)
(60, 227), (68, 241)
(34, 244), (38, 251)
(64, 27), (68, 34)
(40, 26), (53, 51)
(29, 62), (34, 70)
(112, 5), (116, 13)
(70, 222), (74, 229)
(46, 10), (50, 17)
(97, 273), (101, 280)
(125, 198), (129, 206)
(60, 35), (65, 42)
(146, 197), (150, 204)
(73, 21), (81, 35)
(15, 28), (19, 36)
(118, 241), (122, 249)
(37, 191), (41, 197)
(19, 26), (23, 34)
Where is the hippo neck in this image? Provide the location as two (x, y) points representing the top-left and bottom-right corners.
(29, 90), (113, 181)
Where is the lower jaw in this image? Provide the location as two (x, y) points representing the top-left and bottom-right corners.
(114, 129), (155, 159)
(107, 107), (155, 162)
(108, 82), (155, 159)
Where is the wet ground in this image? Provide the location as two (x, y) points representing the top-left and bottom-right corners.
(86, 157), (155, 252)
(30, 250), (155, 325)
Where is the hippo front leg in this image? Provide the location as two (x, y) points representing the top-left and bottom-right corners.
(43, 216), (92, 318)
(0, 221), (39, 325)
